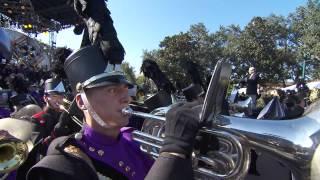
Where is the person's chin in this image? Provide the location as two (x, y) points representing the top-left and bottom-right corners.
(119, 117), (129, 127)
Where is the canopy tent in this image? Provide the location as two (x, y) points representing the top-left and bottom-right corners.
(0, 27), (11, 59)
(0, 0), (82, 34)
(281, 81), (320, 92)
(3, 28), (50, 68)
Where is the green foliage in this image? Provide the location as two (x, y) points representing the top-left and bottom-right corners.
(121, 62), (136, 84)
(136, 75), (145, 86)
(289, 0), (320, 80)
(141, 1), (320, 87)
(310, 88), (320, 102)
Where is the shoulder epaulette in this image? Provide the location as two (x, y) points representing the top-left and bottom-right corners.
(32, 111), (46, 125)
(63, 144), (95, 170)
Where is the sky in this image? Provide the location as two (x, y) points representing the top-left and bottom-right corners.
(36, 0), (307, 74)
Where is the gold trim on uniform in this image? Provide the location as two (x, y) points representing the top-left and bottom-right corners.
(89, 146), (95, 152)
(63, 145), (95, 170)
(97, 149), (104, 156)
(118, 161), (124, 167)
(125, 166), (130, 172)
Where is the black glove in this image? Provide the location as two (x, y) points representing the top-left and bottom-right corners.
(160, 100), (202, 156)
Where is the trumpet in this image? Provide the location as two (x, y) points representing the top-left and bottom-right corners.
(57, 98), (83, 127)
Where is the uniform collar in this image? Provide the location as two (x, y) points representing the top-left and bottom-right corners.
(83, 124), (120, 146)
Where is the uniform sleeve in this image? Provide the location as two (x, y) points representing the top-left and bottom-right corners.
(145, 154), (194, 180)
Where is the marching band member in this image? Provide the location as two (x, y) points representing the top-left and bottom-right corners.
(26, 45), (201, 180)
(31, 78), (66, 144)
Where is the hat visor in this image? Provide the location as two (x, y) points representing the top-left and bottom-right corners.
(84, 74), (133, 89)
(45, 91), (65, 95)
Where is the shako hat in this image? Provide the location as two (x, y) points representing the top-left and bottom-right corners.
(44, 78), (65, 95)
(64, 45), (132, 93)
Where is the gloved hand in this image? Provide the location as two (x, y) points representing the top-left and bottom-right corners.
(160, 100), (202, 156)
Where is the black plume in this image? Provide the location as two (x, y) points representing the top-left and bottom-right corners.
(182, 61), (205, 90)
(141, 59), (175, 94)
(73, 23), (85, 35)
(74, 0), (125, 64)
(51, 47), (72, 79)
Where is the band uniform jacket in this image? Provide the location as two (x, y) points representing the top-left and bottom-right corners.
(31, 108), (61, 144)
(26, 125), (154, 180)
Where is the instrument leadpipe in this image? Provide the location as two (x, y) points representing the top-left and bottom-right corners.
(57, 103), (83, 127)
(121, 107), (166, 121)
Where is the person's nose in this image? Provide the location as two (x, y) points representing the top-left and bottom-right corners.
(119, 86), (130, 104)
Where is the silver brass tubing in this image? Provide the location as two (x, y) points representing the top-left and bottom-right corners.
(132, 130), (164, 145)
(133, 130), (164, 143)
(70, 116), (83, 127)
(195, 155), (219, 167)
(122, 107), (166, 121)
(140, 148), (160, 158)
(132, 137), (163, 149)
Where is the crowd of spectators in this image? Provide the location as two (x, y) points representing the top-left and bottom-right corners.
(0, 63), (51, 89)
(0, 62), (52, 118)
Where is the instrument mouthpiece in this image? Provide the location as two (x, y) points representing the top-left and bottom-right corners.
(121, 107), (133, 116)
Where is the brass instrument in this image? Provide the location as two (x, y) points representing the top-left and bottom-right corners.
(0, 118), (33, 174)
(58, 98), (83, 127)
(0, 133), (28, 173)
(10, 104), (42, 120)
(123, 61), (320, 179)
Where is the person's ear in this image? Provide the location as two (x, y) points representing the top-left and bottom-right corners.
(75, 93), (87, 110)
(43, 95), (48, 103)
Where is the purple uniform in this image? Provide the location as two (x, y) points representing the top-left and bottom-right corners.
(76, 124), (154, 180)
(0, 107), (10, 118)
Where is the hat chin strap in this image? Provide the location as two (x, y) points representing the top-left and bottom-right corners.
(80, 90), (109, 128)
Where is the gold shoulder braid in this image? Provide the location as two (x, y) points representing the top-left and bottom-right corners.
(64, 145), (112, 180)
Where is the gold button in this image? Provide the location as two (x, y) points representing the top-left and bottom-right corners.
(132, 171), (136, 176)
(89, 147), (95, 152)
(97, 150), (104, 156)
(119, 161), (124, 167)
(125, 166), (130, 172)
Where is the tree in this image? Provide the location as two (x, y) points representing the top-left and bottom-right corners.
(214, 25), (243, 81)
(140, 0), (320, 87)
(266, 14), (299, 85)
(290, 0), (320, 79)
(142, 23), (215, 89)
(121, 62), (136, 84)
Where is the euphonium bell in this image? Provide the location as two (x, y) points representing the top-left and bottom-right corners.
(0, 118), (34, 173)
(0, 130), (28, 173)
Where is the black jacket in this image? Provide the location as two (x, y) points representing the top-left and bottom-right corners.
(246, 73), (260, 95)
(31, 108), (61, 144)
(25, 135), (194, 180)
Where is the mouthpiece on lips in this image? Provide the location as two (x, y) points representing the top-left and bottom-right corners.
(56, 103), (68, 112)
(121, 107), (133, 116)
